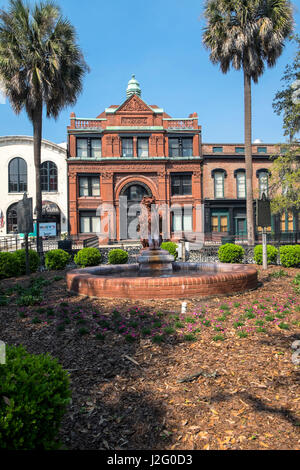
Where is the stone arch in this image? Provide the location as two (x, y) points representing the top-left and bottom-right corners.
(115, 176), (158, 202)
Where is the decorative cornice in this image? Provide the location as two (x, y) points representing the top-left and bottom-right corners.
(0, 135), (67, 155)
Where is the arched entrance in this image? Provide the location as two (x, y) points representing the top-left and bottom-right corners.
(119, 182), (152, 240)
(41, 201), (61, 236)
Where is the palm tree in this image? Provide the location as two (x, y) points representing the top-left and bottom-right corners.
(0, 0), (88, 253)
(203, 0), (294, 245)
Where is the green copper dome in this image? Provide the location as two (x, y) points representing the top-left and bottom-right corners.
(126, 74), (141, 98)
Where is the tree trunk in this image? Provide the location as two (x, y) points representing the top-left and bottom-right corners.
(33, 103), (43, 255)
(244, 71), (255, 246)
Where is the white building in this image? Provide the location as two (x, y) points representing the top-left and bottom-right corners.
(0, 136), (68, 237)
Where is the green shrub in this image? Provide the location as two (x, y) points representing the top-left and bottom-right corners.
(0, 345), (71, 450)
(280, 245), (300, 268)
(108, 249), (129, 265)
(0, 252), (20, 279)
(254, 245), (278, 265)
(74, 248), (101, 267)
(44, 249), (70, 271)
(14, 249), (40, 274)
(160, 242), (178, 260)
(218, 244), (245, 264)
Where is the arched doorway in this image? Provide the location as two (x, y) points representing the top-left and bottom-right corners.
(119, 182), (152, 240)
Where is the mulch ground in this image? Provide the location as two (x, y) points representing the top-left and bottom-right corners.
(0, 265), (300, 450)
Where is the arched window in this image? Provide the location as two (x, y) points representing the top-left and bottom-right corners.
(41, 161), (58, 192)
(257, 169), (269, 198)
(8, 158), (27, 193)
(7, 203), (18, 234)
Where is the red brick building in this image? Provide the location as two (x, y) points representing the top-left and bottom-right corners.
(67, 76), (299, 244)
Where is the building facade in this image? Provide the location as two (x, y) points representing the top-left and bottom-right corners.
(67, 76), (299, 244)
(0, 136), (68, 237)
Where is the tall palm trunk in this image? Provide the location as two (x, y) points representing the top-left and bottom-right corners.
(33, 102), (43, 255)
(244, 71), (255, 245)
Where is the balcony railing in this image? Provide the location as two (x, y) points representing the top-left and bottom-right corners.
(72, 118), (106, 129)
(164, 118), (197, 130)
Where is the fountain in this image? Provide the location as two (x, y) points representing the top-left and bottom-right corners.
(67, 197), (258, 300)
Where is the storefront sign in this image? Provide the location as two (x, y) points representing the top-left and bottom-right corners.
(39, 222), (57, 237)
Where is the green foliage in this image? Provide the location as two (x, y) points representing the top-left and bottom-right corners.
(270, 269), (288, 278)
(160, 242), (178, 260)
(74, 248), (101, 267)
(14, 249), (40, 274)
(254, 245), (278, 265)
(280, 245), (300, 267)
(0, 345), (71, 450)
(218, 244), (245, 264)
(0, 252), (20, 279)
(44, 249), (70, 271)
(108, 249), (129, 265)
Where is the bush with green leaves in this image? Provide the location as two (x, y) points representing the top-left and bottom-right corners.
(160, 242), (178, 260)
(218, 243), (245, 264)
(280, 245), (300, 268)
(0, 252), (20, 279)
(108, 249), (129, 265)
(0, 345), (71, 450)
(14, 249), (40, 274)
(74, 248), (101, 267)
(254, 245), (278, 265)
(44, 249), (70, 271)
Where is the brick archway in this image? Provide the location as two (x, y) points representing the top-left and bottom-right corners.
(115, 176), (158, 202)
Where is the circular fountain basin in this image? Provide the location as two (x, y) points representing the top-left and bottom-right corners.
(66, 262), (258, 300)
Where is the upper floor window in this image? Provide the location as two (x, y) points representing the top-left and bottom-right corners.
(257, 146), (267, 154)
(213, 146), (223, 153)
(8, 157), (27, 193)
(76, 138), (102, 158)
(235, 147), (245, 154)
(235, 170), (246, 198)
(41, 161), (58, 192)
(122, 138), (133, 157)
(138, 138), (149, 157)
(281, 211), (295, 232)
(171, 174), (192, 196)
(258, 170), (269, 198)
(213, 171), (225, 198)
(79, 175), (100, 197)
(169, 137), (193, 158)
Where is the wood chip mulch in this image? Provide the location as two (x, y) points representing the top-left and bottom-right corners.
(0, 265), (299, 450)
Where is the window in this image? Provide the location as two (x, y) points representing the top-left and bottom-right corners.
(122, 138), (133, 157)
(257, 146), (267, 154)
(79, 211), (100, 234)
(214, 171), (225, 198)
(77, 139), (88, 158)
(213, 147), (223, 153)
(41, 161), (58, 192)
(8, 158), (27, 193)
(281, 211), (295, 232)
(7, 203), (18, 234)
(137, 138), (149, 157)
(235, 147), (245, 154)
(171, 174), (192, 196)
(211, 212), (229, 232)
(91, 139), (102, 158)
(79, 175), (100, 197)
(258, 171), (269, 198)
(236, 171), (246, 198)
(169, 138), (193, 157)
(76, 138), (102, 158)
(172, 208), (193, 232)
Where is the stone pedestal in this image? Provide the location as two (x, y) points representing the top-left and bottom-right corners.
(137, 249), (174, 274)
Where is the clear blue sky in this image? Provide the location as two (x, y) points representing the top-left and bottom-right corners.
(0, 0), (299, 144)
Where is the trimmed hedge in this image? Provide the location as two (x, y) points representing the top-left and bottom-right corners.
(218, 243), (245, 264)
(74, 248), (102, 267)
(160, 242), (178, 260)
(0, 252), (20, 279)
(0, 345), (71, 450)
(14, 249), (40, 274)
(254, 245), (278, 265)
(108, 249), (129, 265)
(280, 245), (300, 268)
(44, 249), (70, 271)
